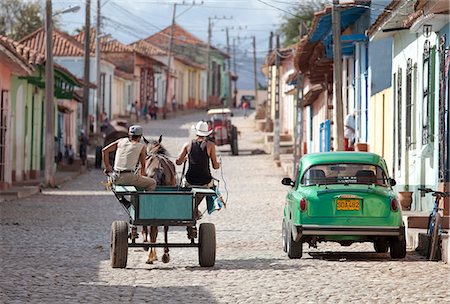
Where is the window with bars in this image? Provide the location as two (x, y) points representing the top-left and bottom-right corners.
(422, 40), (436, 145)
(406, 59), (413, 149)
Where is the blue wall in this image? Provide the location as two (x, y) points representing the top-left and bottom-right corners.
(369, 37), (392, 95)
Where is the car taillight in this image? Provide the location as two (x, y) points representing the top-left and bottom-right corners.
(300, 198), (307, 211)
(391, 198), (399, 211)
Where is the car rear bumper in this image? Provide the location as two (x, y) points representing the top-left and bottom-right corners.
(293, 224), (404, 242)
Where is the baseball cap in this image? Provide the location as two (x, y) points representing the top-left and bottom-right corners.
(128, 125), (143, 136)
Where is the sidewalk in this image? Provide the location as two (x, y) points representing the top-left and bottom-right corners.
(0, 166), (86, 202)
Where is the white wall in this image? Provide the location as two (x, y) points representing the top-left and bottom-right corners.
(392, 29), (440, 211)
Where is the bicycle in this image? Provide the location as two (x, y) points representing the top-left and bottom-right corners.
(418, 188), (449, 261)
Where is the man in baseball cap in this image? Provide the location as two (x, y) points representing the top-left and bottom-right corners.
(102, 125), (155, 191)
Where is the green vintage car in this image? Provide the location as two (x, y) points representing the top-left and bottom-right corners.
(281, 152), (406, 259)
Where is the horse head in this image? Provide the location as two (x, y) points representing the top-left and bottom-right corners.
(144, 135), (176, 186)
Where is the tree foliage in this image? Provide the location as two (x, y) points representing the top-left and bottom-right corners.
(0, 0), (42, 41)
(278, 0), (329, 47)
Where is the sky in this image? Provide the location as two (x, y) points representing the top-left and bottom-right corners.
(52, 0), (297, 89)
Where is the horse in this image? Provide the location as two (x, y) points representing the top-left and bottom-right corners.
(142, 135), (177, 264)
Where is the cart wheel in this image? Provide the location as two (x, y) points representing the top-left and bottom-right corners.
(198, 223), (216, 267)
(230, 126), (239, 156)
(111, 221), (128, 268)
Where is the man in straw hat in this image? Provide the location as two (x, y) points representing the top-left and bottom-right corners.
(176, 121), (220, 217)
(176, 121), (220, 186)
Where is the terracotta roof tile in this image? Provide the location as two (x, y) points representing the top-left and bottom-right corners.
(145, 23), (207, 48)
(19, 27), (87, 56)
(73, 28), (134, 53)
(0, 35), (44, 66)
(130, 39), (167, 57)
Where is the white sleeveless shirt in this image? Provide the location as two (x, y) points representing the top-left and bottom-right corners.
(113, 138), (145, 171)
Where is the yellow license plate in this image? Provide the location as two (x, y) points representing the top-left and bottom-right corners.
(336, 199), (360, 210)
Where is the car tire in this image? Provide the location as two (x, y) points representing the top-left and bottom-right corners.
(374, 240), (389, 253)
(390, 227), (406, 259)
(282, 219), (287, 253)
(287, 224), (302, 259)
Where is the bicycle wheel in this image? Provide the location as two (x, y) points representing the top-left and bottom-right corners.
(429, 213), (442, 261)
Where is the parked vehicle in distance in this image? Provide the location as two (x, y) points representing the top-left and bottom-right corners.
(206, 108), (239, 156)
(281, 152), (406, 259)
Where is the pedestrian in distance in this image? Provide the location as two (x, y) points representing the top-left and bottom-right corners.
(102, 125), (156, 191)
(242, 100), (249, 118)
(149, 102), (157, 120)
(171, 95), (177, 112)
(344, 112), (356, 151)
(79, 129), (89, 166)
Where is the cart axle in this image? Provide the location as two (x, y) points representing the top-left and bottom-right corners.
(128, 243), (199, 248)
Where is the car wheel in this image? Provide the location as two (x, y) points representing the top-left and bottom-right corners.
(374, 240), (389, 253)
(282, 219), (287, 253)
(287, 224), (302, 259)
(390, 227), (406, 259)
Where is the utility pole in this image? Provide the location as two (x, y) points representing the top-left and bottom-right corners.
(332, 0), (344, 151)
(206, 17), (211, 108)
(44, 0), (55, 187)
(252, 36), (258, 107)
(95, 0), (101, 132)
(273, 34), (280, 161)
(293, 21), (306, 177)
(232, 37), (237, 108)
(293, 73), (304, 177)
(265, 31), (273, 133)
(83, 0), (91, 135)
(206, 15), (232, 108)
(226, 27), (231, 108)
(164, 3), (177, 119)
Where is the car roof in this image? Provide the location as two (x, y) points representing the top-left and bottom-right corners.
(300, 152), (385, 170)
(207, 108), (232, 115)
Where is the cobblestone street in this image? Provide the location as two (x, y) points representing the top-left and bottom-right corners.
(1, 111), (449, 303)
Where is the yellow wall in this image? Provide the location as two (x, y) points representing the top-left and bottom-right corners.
(369, 87), (394, 175)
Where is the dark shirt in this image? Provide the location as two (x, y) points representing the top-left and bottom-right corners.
(186, 140), (212, 185)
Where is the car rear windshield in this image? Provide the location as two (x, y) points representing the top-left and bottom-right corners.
(301, 164), (389, 186)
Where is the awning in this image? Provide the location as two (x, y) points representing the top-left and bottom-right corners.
(323, 33), (368, 57)
(286, 72), (298, 85)
(303, 84), (324, 107)
(57, 103), (73, 114)
(309, 6), (368, 43)
(308, 5), (369, 58)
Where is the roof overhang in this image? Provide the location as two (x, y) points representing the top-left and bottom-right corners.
(369, 0), (416, 41)
(410, 13), (450, 33)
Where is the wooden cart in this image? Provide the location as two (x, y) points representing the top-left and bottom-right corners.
(111, 185), (217, 268)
